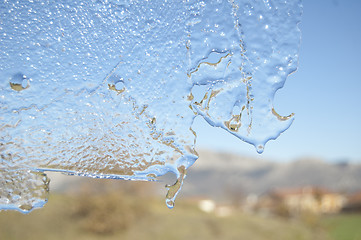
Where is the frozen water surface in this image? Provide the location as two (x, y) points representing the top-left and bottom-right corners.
(0, 0), (301, 212)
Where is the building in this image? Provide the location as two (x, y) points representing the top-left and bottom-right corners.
(342, 191), (361, 213)
(269, 187), (346, 215)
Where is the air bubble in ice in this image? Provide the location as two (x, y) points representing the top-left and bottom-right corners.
(114, 81), (125, 91)
(9, 73), (29, 91)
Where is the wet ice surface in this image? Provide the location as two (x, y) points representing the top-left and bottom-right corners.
(0, 0), (301, 212)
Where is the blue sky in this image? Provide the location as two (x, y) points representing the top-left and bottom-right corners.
(193, 0), (361, 162)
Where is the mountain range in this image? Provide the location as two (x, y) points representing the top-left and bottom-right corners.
(180, 149), (361, 201)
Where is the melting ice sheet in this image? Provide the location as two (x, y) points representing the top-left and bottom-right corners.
(0, 0), (301, 212)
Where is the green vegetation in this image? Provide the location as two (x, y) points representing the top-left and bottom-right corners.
(320, 214), (361, 240)
(0, 179), (358, 240)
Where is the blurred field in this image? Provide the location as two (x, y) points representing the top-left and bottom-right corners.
(320, 214), (361, 240)
(0, 179), (359, 240)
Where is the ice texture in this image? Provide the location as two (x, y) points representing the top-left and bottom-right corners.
(0, 0), (302, 212)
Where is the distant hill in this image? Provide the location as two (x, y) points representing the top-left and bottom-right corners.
(180, 149), (361, 201)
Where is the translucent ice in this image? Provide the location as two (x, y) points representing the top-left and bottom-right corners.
(0, 0), (302, 212)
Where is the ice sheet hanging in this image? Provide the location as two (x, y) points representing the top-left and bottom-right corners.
(0, 0), (302, 212)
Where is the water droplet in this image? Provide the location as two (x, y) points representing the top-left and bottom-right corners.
(256, 144), (264, 154)
(165, 165), (186, 209)
(19, 204), (33, 212)
(165, 199), (174, 208)
(146, 173), (156, 179)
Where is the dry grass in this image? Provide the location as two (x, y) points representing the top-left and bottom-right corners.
(0, 179), (336, 240)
